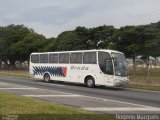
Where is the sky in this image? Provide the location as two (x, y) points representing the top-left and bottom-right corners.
(1, 0), (160, 38)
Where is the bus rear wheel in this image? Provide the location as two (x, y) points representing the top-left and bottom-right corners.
(85, 77), (95, 88)
(44, 73), (50, 83)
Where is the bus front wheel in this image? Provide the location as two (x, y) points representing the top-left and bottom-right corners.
(85, 77), (95, 88)
(44, 73), (50, 83)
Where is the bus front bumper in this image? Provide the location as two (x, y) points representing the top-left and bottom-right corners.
(114, 76), (129, 87)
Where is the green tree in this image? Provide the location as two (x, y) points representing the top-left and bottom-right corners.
(10, 32), (46, 63)
(113, 26), (141, 76)
(88, 25), (116, 49)
(0, 24), (32, 69)
(43, 37), (57, 52)
(55, 27), (89, 51)
(0, 38), (6, 61)
(138, 25), (160, 80)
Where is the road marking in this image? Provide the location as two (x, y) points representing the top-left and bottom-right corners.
(0, 88), (38, 90)
(22, 94), (82, 97)
(0, 81), (72, 95)
(0, 81), (158, 109)
(30, 87), (157, 108)
(83, 107), (160, 112)
(78, 95), (153, 108)
(2, 86), (154, 108)
(0, 82), (10, 85)
(0, 81), (38, 88)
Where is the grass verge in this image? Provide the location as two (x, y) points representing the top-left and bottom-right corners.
(129, 68), (160, 78)
(0, 92), (115, 120)
(0, 70), (29, 78)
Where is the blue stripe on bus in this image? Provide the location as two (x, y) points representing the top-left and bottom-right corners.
(32, 66), (67, 77)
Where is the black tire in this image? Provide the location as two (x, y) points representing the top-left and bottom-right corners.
(85, 77), (95, 88)
(44, 73), (50, 83)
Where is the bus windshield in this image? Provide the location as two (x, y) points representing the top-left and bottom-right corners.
(111, 53), (128, 77)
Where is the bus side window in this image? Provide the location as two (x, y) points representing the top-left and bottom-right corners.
(83, 52), (96, 64)
(40, 54), (48, 63)
(49, 54), (58, 63)
(59, 53), (70, 63)
(31, 54), (39, 63)
(98, 52), (113, 75)
(70, 53), (82, 63)
(105, 59), (113, 75)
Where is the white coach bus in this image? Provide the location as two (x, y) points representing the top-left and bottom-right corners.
(29, 49), (129, 87)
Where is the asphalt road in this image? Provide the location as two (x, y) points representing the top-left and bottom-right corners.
(0, 76), (160, 114)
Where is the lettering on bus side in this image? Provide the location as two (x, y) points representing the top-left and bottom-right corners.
(71, 66), (89, 70)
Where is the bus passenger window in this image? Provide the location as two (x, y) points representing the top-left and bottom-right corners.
(70, 53), (82, 63)
(49, 54), (58, 63)
(40, 54), (48, 63)
(59, 53), (70, 63)
(31, 55), (39, 63)
(83, 52), (96, 64)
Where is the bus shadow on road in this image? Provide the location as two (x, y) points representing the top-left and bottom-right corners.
(36, 80), (126, 91)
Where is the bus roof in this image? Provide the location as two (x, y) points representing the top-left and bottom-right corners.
(30, 49), (123, 55)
